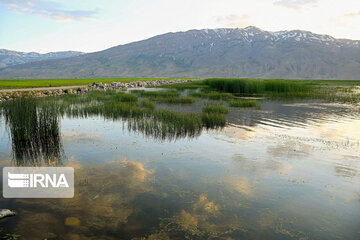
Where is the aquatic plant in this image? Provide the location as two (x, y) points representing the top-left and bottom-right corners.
(154, 96), (195, 104)
(201, 113), (226, 128)
(139, 99), (155, 109)
(202, 105), (229, 114)
(0, 97), (63, 166)
(159, 81), (208, 90)
(131, 90), (180, 98)
(229, 99), (260, 108)
(203, 78), (310, 95)
(189, 91), (233, 100)
(112, 93), (138, 103)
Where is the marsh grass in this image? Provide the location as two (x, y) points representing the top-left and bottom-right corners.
(0, 97), (63, 165)
(204, 78), (310, 95)
(139, 99), (155, 109)
(158, 81), (208, 90)
(202, 105), (229, 114)
(131, 90), (180, 98)
(201, 113), (226, 128)
(7, 90), (227, 141)
(154, 96), (195, 104)
(113, 93), (138, 103)
(130, 90), (194, 104)
(189, 91), (233, 100)
(229, 99), (260, 108)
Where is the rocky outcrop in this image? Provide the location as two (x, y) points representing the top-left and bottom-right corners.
(88, 79), (193, 90)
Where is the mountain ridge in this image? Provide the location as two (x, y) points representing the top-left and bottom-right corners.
(0, 49), (84, 69)
(1, 26), (360, 79)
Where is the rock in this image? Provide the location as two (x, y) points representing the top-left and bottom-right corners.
(0, 209), (16, 219)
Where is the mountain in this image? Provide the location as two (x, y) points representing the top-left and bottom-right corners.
(0, 49), (84, 69)
(1, 26), (360, 79)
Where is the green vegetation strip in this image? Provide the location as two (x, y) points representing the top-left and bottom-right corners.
(229, 99), (260, 108)
(131, 90), (195, 104)
(1, 91), (227, 142)
(0, 78), (182, 90)
(202, 105), (229, 114)
(166, 78), (360, 103)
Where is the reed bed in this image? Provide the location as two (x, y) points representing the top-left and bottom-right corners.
(154, 96), (195, 104)
(229, 99), (260, 108)
(203, 78), (310, 95)
(202, 105), (229, 114)
(0, 97), (63, 165)
(189, 91), (233, 100)
(201, 113), (226, 128)
(131, 90), (180, 98)
(139, 99), (155, 109)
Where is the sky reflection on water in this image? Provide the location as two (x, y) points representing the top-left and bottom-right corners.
(0, 100), (359, 239)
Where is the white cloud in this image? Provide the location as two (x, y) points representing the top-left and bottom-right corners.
(344, 10), (360, 18)
(216, 14), (253, 28)
(0, 0), (99, 21)
(273, 0), (318, 10)
(331, 10), (360, 27)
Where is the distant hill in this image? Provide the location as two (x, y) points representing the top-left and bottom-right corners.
(0, 49), (84, 69)
(1, 26), (360, 79)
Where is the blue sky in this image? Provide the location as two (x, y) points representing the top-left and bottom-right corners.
(1, 0), (359, 53)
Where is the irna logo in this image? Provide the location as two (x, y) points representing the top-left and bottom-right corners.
(3, 167), (74, 198)
(8, 173), (69, 188)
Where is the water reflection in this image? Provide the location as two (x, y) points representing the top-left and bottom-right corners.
(0, 98), (63, 166)
(0, 94), (359, 239)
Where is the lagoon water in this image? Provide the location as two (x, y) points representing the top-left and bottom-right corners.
(0, 98), (359, 239)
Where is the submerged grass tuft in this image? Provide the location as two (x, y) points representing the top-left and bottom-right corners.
(201, 113), (226, 129)
(202, 105), (229, 114)
(203, 78), (310, 95)
(139, 99), (155, 109)
(189, 91), (233, 100)
(154, 96), (195, 104)
(131, 90), (180, 98)
(229, 99), (260, 108)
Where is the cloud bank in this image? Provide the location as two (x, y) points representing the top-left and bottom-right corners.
(0, 0), (98, 21)
(273, 0), (318, 10)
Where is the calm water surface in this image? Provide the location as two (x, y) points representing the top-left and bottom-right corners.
(0, 98), (359, 240)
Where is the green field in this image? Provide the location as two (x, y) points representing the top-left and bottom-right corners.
(0, 78), (185, 90)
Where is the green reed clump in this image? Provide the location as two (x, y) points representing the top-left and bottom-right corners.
(158, 81), (208, 90)
(207, 92), (233, 100)
(154, 96), (195, 104)
(113, 93), (138, 103)
(127, 111), (203, 140)
(201, 113), (226, 128)
(229, 99), (260, 108)
(189, 91), (233, 100)
(202, 105), (229, 114)
(203, 78), (310, 95)
(131, 90), (180, 98)
(0, 97), (63, 166)
(139, 99), (155, 109)
(58, 90), (117, 104)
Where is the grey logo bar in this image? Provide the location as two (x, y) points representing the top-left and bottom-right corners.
(3, 167), (74, 198)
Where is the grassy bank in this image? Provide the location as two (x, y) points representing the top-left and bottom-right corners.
(0, 78), (185, 90)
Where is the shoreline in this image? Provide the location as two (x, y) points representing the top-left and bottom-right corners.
(0, 79), (197, 102)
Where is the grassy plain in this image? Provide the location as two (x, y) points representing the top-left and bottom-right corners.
(0, 78), (186, 90)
